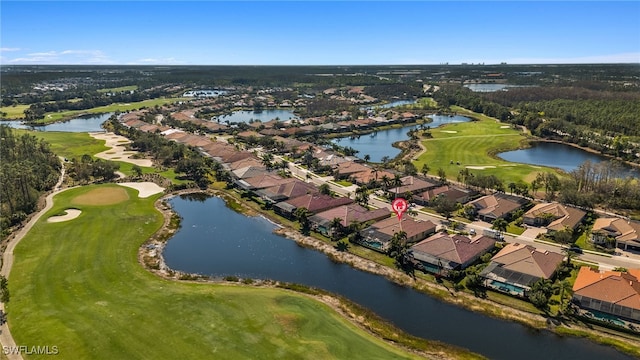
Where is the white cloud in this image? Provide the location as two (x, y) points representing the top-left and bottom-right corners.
(504, 53), (640, 65)
(0, 47), (21, 52)
(5, 49), (115, 64)
(127, 57), (185, 65)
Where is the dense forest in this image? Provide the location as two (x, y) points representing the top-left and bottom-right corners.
(0, 125), (61, 238)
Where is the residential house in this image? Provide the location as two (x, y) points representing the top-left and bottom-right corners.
(523, 203), (586, 232)
(410, 233), (496, 274)
(387, 176), (439, 198)
(333, 161), (371, 181)
(274, 193), (353, 219)
(591, 218), (640, 251)
(413, 185), (474, 206)
(468, 193), (528, 222)
(572, 267), (640, 326)
(479, 243), (564, 297)
(309, 204), (390, 236)
(359, 216), (437, 252)
(255, 179), (318, 204)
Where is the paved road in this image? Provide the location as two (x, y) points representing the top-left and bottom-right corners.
(284, 157), (640, 271)
(0, 159), (67, 360)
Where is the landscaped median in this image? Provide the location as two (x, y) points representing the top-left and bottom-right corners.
(6, 184), (475, 360)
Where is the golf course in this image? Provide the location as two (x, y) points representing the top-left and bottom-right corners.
(414, 112), (557, 184)
(7, 184), (431, 359)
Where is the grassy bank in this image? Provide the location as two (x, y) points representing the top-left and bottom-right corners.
(7, 184), (436, 359)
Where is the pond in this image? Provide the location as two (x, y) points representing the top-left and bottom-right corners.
(332, 115), (471, 163)
(214, 109), (297, 124)
(498, 141), (637, 177)
(2, 112), (113, 132)
(162, 195), (634, 360)
(361, 99), (416, 110)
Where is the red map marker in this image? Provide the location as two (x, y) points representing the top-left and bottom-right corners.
(391, 198), (408, 221)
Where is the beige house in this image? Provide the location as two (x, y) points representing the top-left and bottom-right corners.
(523, 202), (586, 232)
(591, 218), (640, 250)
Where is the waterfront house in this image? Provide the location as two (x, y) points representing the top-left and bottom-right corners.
(572, 267), (640, 327)
(256, 179), (318, 204)
(309, 204), (390, 237)
(479, 243), (564, 297)
(387, 176), (439, 198)
(523, 202), (586, 232)
(410, 233), (496, 274)
(274, 193), (353, 219)
(359, 216), (437, 252)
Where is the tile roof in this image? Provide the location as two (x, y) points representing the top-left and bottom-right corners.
(283, 194), (354, 214)
(311, 204), (390, 227)
(573, 267), (640, 311)
(592, 218), (640, 242)
(524, 203), (586, 231)
(489, 243), (564, 279)
(369, 216), (437, 240)
(469, 194), (525, 219)
(411, 233), (496, 266)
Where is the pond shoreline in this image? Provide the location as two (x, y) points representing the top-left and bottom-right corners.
(139, 188), (640, 359)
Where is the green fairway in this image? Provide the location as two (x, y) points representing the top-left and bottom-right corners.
(16, 131), (109, 159)
(0, 104), (29, 119)
(97, 85), (138, 93)
(414, 111), (557, 184)
(7, 184), (423, 359)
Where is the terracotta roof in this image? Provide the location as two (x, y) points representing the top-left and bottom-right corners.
(242, 173), (290, 190)
(592, 218), (640, 242)
(334, 161), (370, 176)
(389, 176), (438, 194)
(369, 216), (437, 240)
(469, 194), (525, 219)
(573, 267), (640, 311)
(349, 169), (396, 185)
(411, 233), (495, 266)
(489, 243), (564, 279)
(312, 204), (390, 227)
(227, 157), (264, 171)
(259, 179), (317, 200)
(524, 203), (586, 231)
(284, 194), (353, 214)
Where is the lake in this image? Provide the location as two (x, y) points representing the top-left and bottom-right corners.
(361, 99), (416, 110)
(498, 141), (637, 177)
(333, 115), (471, 162)
(163, 195), (634, 360)
(464, 84), (530, 92)
(2, 112), (113, 132)
(214, 109), (297, 123)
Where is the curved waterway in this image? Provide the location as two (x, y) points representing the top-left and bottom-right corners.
(333, 115), (471, 163)
(163, 195), (634, 360)
(2, 112), (112, 132)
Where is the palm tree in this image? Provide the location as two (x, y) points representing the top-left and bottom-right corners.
(355, 186), (369, 208)
(380, 174), (391, 191)
(421, 163), (430, 177)
(329, 217), (344, 241)
(388, 231), (408, 258)
(554, 280), (573, 310)
(363, 154), (371, 163)
(508, 182), (517, 194)
(392, 174), (403, 198)
(294, 207), (311, 235)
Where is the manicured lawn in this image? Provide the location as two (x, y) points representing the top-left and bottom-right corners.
(16, 131), (109, 159)
(335, 180), (353, 187)
(7, 184), (422, 360)
(97, 85), (138, 93)
(20, 98), (189, 124)
(0, 104), (29, 119)
(414, 110), (559, 184)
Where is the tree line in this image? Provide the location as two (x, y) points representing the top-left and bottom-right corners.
(0, 125), (61, 238)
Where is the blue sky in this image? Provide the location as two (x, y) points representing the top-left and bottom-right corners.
(1, 1), (639, 65)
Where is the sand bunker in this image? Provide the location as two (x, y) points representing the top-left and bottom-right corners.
(441, 130), (458, 133)
(90, 132), (153, 167)
(47, 209), (82, 223)
(465, 165), (497, 170)
(500, 125), (511, 129)
(118, 182), (165, 198)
